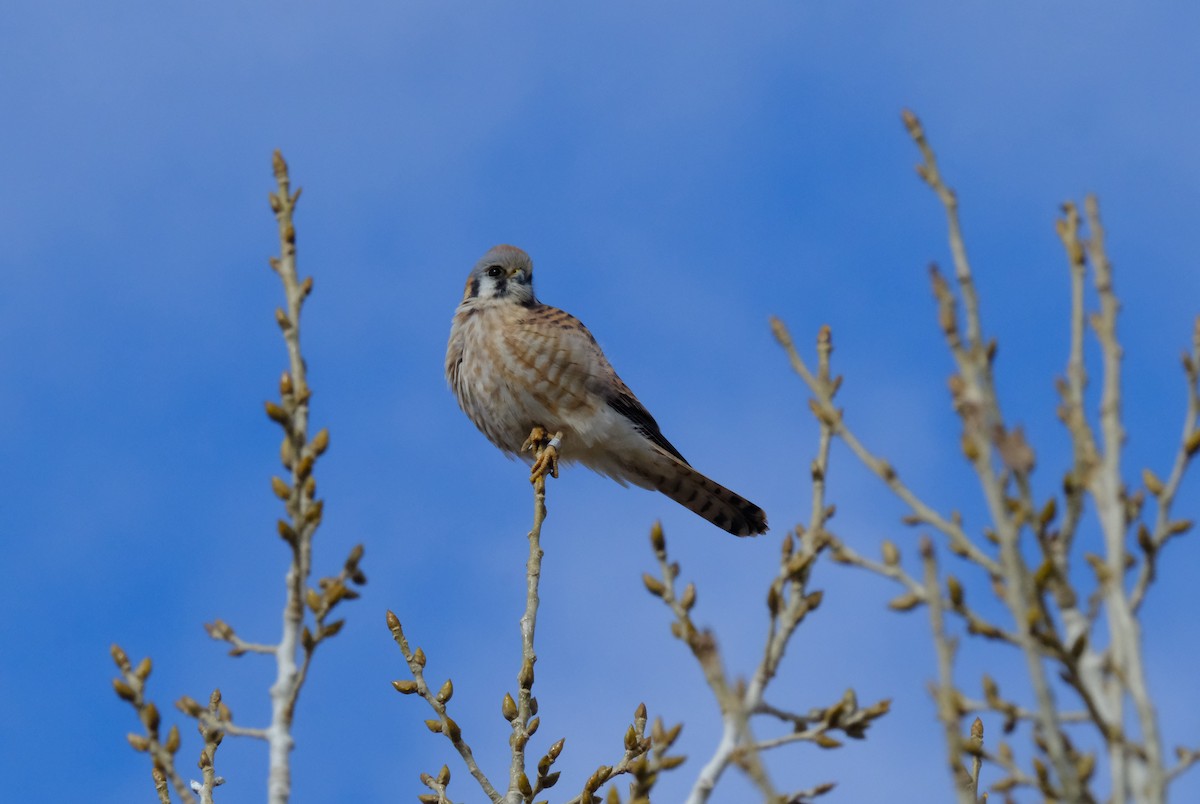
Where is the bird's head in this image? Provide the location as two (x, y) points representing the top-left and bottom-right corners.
(461, 244), (536, 306)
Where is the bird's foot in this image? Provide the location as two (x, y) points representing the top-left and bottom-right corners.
(521, 426), (548, 455)
(524, 427), (562, 484)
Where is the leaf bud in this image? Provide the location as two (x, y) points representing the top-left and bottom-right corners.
(1137, 524), (1154, 554)
(277, 519), (297, 543)
(392, 680), (418, 694)
(280, 436), (295, 469)
(1142, 468), (1165, 496)
(518, 659), (534, 688)
(296, 454), (315, 480)
(502, 693), (517, 721)
(177, 696), (204, 717)
(679, 583), (696, 612)
(766, 583), (781, 616)
(1168, 519), (1194, 536)
(805, 590), (824, 611)
(947, 576), (964, 608)
(110, 644), (132, 670)
(264, 401), (288, 424)
(142, 702), (161, 732)
(888, 592), (922, 612)
(649, 521), (665, 553)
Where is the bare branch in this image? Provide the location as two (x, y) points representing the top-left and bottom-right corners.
(111, 645), (196, 804)
(388, 610), (502, 803)
(920, 538), (974, 804)
(643, 326), (886, 802)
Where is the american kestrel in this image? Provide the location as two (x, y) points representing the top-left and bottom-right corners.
(446, 245), (768, 537)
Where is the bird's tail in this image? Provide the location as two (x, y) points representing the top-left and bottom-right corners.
(647, 452), (768, 537)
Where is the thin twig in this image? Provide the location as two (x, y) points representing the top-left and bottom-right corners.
(1082, 196), (1165, 801)
(1131, 315), (1200, 609)
(920, 538), (974, 804)
(508, 429), (556, 802)
(111, 645), (196, 804)
(388, 611), (502, 802)
(668, 327), (885, 802)
(904, 110), (1080, 800)
(263, 150), (315, 804)
(771, 318), (1001, 577)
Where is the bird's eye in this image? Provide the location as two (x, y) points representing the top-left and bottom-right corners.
(486, 265), (504, 278)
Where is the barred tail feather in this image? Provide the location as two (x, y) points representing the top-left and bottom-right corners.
(651, 454), (768, 537)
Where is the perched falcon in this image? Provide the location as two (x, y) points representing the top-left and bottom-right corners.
(446, 244), (768, 537)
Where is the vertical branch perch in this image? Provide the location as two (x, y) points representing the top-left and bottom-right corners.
(508, 429), (554, 802)
(264, 149), (312, 804)
(115, 152), (362, 803)
(257, 151), (364, 803)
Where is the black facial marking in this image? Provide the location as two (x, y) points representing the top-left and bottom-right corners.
(468, 278), (481, 298)
(494, 277), (507, 296)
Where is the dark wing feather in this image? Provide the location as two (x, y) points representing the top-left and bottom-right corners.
(607, 391), (689, 465)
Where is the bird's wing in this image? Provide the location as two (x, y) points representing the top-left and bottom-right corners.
(605, 387), (688, 464)
(510, 304), (689, 463)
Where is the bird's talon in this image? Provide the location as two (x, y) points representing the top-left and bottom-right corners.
(521, 425), (548, 454)
(528, 430), (562, 483)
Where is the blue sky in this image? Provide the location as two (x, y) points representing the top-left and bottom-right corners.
(3, 2), (1199, 802)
